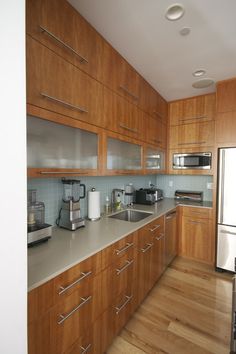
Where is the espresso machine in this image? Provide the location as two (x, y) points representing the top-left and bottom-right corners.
(57, 179), (86, 231)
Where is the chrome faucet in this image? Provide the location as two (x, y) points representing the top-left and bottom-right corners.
(111, 189), (124, 211)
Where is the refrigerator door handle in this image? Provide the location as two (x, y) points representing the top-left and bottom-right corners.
(218, 149), (225, 224)
(221, 230), (236, 236)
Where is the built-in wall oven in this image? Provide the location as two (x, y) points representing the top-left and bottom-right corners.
(172, 152), (212, 170)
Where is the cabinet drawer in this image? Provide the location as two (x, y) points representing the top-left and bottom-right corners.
(101, 232), (137, 269)
(27, 0), (102, 80)
(51, 274), (101, 354)
(138, 216), (164, 246)
(102, 253), (137, 309)
(169, 121), (215, 148)
(64, 317), (101, 354)
(27, 36), (104, 128)
(54, 253), (101, 302)
(182, 206), (212, 219)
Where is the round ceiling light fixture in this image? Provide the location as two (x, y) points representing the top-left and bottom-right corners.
(192, 69), (206, 77)
(179, 27), (191, 36)
(165, 4), (185, 21)
(192, 78), (215, 89)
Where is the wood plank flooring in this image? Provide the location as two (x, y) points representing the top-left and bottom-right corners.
(107, 257), (232, 354)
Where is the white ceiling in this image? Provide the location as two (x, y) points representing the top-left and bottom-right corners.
(68, 0), (236, 101)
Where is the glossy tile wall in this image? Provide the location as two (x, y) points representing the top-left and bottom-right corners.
(156, 175), (213, 201)
(27, 175), (156, 225)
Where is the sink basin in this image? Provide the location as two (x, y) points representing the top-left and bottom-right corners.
(109, 209), (153, 222)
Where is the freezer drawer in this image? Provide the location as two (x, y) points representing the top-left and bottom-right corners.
(217, 224), (236, 272)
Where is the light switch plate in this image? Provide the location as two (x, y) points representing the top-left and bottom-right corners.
(169, 180), (173, 187)
(207, 182), (213, 190)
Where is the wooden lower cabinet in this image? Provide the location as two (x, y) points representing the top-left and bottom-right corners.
(179, 207), (214, 264)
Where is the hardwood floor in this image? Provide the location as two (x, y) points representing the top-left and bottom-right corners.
(107, 257), (232, 354)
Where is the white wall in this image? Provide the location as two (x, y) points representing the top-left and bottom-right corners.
(0, 2), (27, 354)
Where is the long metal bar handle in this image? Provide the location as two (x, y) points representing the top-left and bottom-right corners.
(178, 141), (206, 145)
(166, 211), (177, 220)
(80, 343), (92, 354)
(153, 111), (164, 118)
(218, 149), (225, 224)
(116, 259), (134, 275)
(59, 271), (92, 295)
(119, 123), (138, 133)
(115, 242), (133, 255)
(152, 138), (162, 144)
(221, 230), (236, 236)
(115, 295), (133, 315)
(187, 220), (206, 225)
(41, 93), (88, 113)
(39, 25), (88, 63)
(57, 295), (92, 324)
(180, 115), (207, 122)
(119, 85), (139, 101)
(141, 243), (153, 253)
(40, 171), (87, 175)
(149, 224), (160, 232)
(156, 233), (165, 241)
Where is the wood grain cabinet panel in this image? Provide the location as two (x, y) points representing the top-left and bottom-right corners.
(169, 94), (216, 126)
(101, 41), (140, 104)
(103, 87), (144, 140)
(217, 78), (236, 113)
(26, 0), (103, 80)
(27, 36), (105, 128)
(144, 113), (167, 148)
(169, 121), (215, 149)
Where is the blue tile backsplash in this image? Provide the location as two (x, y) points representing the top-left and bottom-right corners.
(28, 174), (213, 226)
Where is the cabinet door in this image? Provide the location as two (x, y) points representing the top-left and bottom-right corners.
(27, 0), (102, 79)
(144, 145), (165, 173)
(153, 93), (168, 123)
(180, 216), (213, 263)
(169, 121), (215, 148)
(169, 94), (215, 125)
(217, 79), (236, 113)
(150, 228), (165, 286)
(216, 112), (236, 146)
(103, 88), (144, 140)
(27, 36), (104, 128)
(165, 210), (177, 267)
(101, 42), (140, 104)
(106, 137), (142, 172)
(144, 114), (167, 148)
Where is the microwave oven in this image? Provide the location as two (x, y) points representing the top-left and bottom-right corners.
(173, 152), (212, 170)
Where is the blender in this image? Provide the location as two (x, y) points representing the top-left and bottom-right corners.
(57, 179), (86, 231)
(27, 189), (52, 246)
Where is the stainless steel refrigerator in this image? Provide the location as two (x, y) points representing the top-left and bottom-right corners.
(217, 148), (236, 272)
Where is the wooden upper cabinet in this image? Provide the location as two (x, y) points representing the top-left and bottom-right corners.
(103, 88), (144, 140)
(26, 0), (103, 80)
(217, 78), (236, 113)
(27, 36), (105, 128)
(169, 121), (215, 149)
(169, 93), (216, 125)
(100, 41), (140, 104)
(144, 113), (167, 148)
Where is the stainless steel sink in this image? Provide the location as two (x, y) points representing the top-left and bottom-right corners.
(109, 209), (153, 222)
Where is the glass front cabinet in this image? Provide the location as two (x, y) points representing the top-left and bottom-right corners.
(144, 146), (165, 173)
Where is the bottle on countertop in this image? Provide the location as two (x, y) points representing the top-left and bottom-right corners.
(104, 196), (111, 214)
(115, 193), (122, 210)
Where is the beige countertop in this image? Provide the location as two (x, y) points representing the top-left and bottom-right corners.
(28, 198), (213, 291)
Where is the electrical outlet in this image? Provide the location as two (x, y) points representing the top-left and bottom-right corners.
(149, 181), (152, 187)
(169, 180), (173, 187)
(207, 182), (213, 190)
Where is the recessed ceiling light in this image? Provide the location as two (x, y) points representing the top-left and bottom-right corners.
(179, 27), (191, 36)
(165, 4), (185, 21)
(193, 69), (206, 77)
(192, 78), (215, 89)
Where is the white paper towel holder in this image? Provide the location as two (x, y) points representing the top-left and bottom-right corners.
(88, 187), (101, 221)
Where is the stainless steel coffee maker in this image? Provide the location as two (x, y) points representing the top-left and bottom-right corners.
(57, 179), (86, 231)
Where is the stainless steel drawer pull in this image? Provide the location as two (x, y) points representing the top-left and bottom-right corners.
(115, 242), (134, 255)
(180, 115), (207, 122)
(119, 85), (139, 101)
(156, 233), (165, 241)
(153, 111), (164, 118)
(58, 271), (92, 295)
(115, 295), (133, 315)
(188, 220), (206, 225)
(116, 259), (134, 275)
(39, 25), (88, 63)
(141, 243), (153, 253)
(41, 93), (88, 113)
(149, 224), (161, 232)
(166, 212), (177, 220)
(152, 138), (162, 144)
(40, 171), (87, 175)
(57, 295), (92, 324)
(80, 343), (92, 354)
(178, 141), (206, 145)
(119, 123), (138, 133)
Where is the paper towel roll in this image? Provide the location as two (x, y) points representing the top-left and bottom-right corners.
(88, 190), (101, 220)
